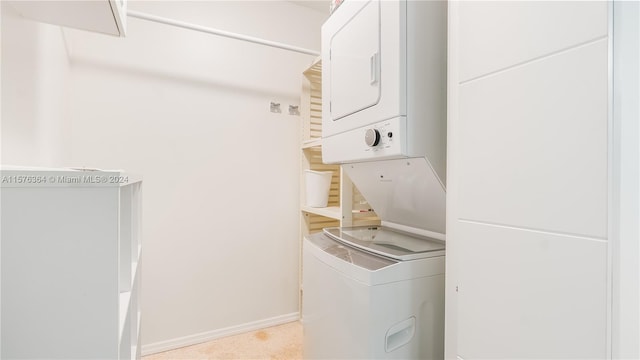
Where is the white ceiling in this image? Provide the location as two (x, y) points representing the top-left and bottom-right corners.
(288, 0), (331, 14)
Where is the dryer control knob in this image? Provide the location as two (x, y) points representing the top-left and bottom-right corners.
(365, 129), (381, 147)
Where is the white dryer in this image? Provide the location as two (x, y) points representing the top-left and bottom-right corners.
(302, 227), (445, 359)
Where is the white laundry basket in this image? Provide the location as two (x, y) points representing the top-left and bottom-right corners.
(305, 170), (333, 208)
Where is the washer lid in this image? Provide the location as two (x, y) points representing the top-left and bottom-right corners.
(323, 226), (445, 261)
(342, 158), (446, 239)
(306, 232), (396, 271)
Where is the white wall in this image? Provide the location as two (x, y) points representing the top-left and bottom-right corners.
(447, 1), (611, 358)
(1, 2), (70, 167)
(59, 1), (326, 353)
(2, 0), (326, 353)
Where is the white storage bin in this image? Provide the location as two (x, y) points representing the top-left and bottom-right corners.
(305, 170), (333, 208)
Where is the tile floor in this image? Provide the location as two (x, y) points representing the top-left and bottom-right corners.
(143, 321), (303, 360)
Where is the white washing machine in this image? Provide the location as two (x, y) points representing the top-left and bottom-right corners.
(302, 226), (445, 359)
(310, 0), (448, 357)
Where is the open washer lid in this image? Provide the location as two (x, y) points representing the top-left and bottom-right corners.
(323, 226), (445, 261)
(342, 157), (446, 240)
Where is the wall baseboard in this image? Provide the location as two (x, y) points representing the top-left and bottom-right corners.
(141, 312), (301, 356)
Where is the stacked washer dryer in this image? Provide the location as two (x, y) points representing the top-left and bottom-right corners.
(302, 0), (447, 359)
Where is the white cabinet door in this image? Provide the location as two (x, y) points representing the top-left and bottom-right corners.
(329, 0), (380, 121)
(8, 0), (127, 36)
(447, 1), (610, 359)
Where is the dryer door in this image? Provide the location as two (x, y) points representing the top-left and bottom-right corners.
(329, 0), (381, 121)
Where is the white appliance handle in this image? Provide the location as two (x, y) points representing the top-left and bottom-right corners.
(370, 52), (379, 85)
(385, 317), (416, 352)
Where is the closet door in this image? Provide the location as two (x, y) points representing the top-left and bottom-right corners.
(447, 1), (610, 359)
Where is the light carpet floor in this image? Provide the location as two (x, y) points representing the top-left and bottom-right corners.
(143, 321), (303, 360)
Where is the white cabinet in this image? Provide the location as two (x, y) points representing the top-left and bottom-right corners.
(457, 1), (607, 82)
(8, 0), (127, 36)
(1, 167), (141, 359)
(447, 1), (610, 358)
